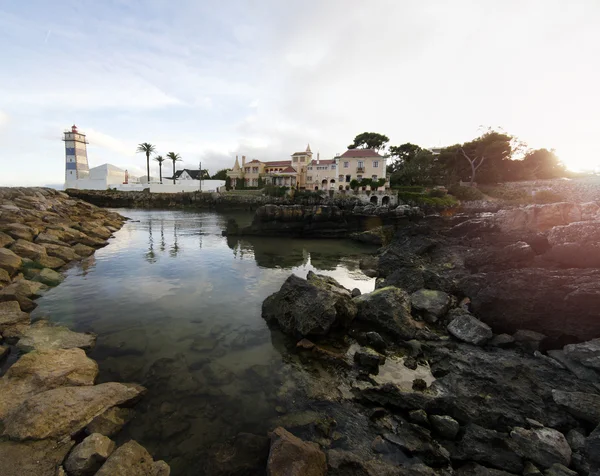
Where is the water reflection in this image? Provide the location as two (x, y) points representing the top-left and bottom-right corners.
(31, 210), (377, 476)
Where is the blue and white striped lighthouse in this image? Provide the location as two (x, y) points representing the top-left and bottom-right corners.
(63, 124), (90, 186)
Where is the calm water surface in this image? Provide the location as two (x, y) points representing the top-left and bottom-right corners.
(32, 209), (378, 474)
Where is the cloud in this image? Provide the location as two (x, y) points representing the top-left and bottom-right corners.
(0, 111), (8, 128)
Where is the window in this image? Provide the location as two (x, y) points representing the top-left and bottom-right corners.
(244, 167), (250, 173)
(357, 161), (364, 169)
(372, 175), (378, 180)
(252, 167), (259, 173)
(343, 161), (349, 168)
(308, 166), (312, 171)
(300, 157), (305, 162)
(373, 161), (379, 168)
(307, 176), (313, 182)
(339, 175), (344, 181)
(345, 175), (351, 182)
(331, 164), (336, 169)
(357, 175), (363, 181)
(293, 157), (298, 162)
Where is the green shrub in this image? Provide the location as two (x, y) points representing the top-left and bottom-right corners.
(263, 185), (288, 197)
(392, 185), (425, 193)
(350, 179), (359, 190)
(448, 184), (485, 201)
(397, 192), (458, 209)
(428, 188), (447, 198)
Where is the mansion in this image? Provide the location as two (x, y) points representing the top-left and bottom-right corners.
(226, 145), (388, 191)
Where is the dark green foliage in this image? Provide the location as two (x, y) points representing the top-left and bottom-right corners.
(294, 189), (325, 200)
(257, 177), (265, 189)
(398, 192), (458, 208)
(392, 185), (425, 192)
(211, 169), (230, 180)
(263, 185), (288, 197)
(428, 188), (447, 198)
(388, 143), (422, 173)
(224, 176), (232, 191)
(447, 184), (485, 201)
(348, 132), (390, 152)
(350, 179), (360, 190)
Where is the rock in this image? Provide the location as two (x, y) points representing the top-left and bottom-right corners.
(355, 286), (421, 339)
(585, 423), (600, 466)
(0, 247), (23, 275)
(0, 231), (15, 248)
(365, 331), (387, 352)
(509, 426), (571, 468)
(296, 338), (315, 350)
(3, 223), (34, 241)
(412, 378), (427, 391)
(86, 407), (135, 437)
(0, 268), (10, 285)
(72, 243), (95, 257)
(547, 349), (600, 382)
(95, 440), (166, 476)
(447, 312), (492, 345)
(410, 289), (451, 323)
(383, 425), (450, 466)
(34, 232), (69, 247)
(455, 462), (517, 475)
(0, 438), (75, 476)
(351, 287), (361, 297)
(563, 338), (600, 370)
(32, 268), (64, 286)
(0, 344), (8, 361)
(40, 243), (80, 262)
(65, 433), (116, 476)
(429, 414), (460, 440)
(267, 427), (327, 476)
(566, 429), (586, 452)
(552, 390), (600, 425)
(544, 464), (578, 476)
(523, 461), (543, 475)
(153, 460), (171, 476)
(36, 254), (66, 269)
(2, 382), (146, 440)
(9, 239), (47, 261)
(0, 279), (47, 312)
(452, 424), (523, 473)
(262, 273), (357, 336)
(409, 409), (429, 426)
(16, 319), (96, 352)
(354, 347), (386, 373)
(513, 330), (547, 353)
(0, 300), (30, 338)
(0, 348), (98, 419)
(489, 334), (515, 348)
(205, 432), (270, 476)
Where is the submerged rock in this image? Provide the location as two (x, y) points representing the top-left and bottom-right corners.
(64, 433), (116, 476)
(86, 407), (135, 437)
(267, 427), (326, 476)
(95, 440), (169, 476)
(16, 319), (96, 352)
(262, 272), (356, 336)
(205, 432), (270, 476)
(0, 438), (75, 476)
(33, 268), (64, 286)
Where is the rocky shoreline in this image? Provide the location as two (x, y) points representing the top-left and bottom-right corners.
(0, 187), (170, 476)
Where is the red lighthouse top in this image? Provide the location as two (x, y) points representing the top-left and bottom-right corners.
(71, 125), (78, 133)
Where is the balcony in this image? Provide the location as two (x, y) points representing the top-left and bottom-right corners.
(356, 167), (365, 173)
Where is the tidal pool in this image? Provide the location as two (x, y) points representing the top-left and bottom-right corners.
(31, 209), (378, 475)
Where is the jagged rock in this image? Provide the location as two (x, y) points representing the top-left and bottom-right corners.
(523, 461), (543, 475)
(3, 223), (34, 241)
(410, 289), (451, 323)
(383, 425), (450, 466)
(9, 239), (47, 261)
(566, 429), (586, 452)
(0, 247), (23, 275)
(0, 439), (75, 476)
(552, 390), (600, 425)
(0, 268), (10, 285)
(153, 460), (171, 476)
(16, 320), (96, 352)
(262, 272), (357, 336)
(0, 348), (98, 419)
(409, 409), (429, 426)
(95, 440), (168, 476)
(451, 423), (523, 473)
(585, 423), (600, 466)
(489, 334), (515, 348)
(354, 347), (386, 373)
(86, 407), (135, 437)
(2, 382), (146, 440)
(64, 433), (116, 476)
(355, 286), (421, 339)
(40, 243), (80, 262)
(0, 231), (15, 248)
(365, 331), (387, 352)
(509, 426), (571, 468)
(36, 254), (66, 269)
(34, 232), (69, 247)
(447, 312), (492, 345)
(429, 415), (460, 440)
(267, 427), (327, 476)
(544, 464), (578, 476)
(0, 300), (30, 338)
(547, 350), (600, 382)
(72, 243), (95, 257)
(0, 279), (47, 312)
(455, 462), (517, 475)
(563, 338), (600, 370)
(205, 432), (270, 476)
(32, 268), (64, 286)
(513, 330), (547, 353)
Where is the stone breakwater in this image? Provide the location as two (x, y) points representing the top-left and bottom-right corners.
(0, 187), (170, 476)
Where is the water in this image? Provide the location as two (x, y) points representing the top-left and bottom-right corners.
(31, 209), (379, 474)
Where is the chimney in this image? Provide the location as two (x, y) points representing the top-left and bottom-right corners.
(316, 152), (320, 165)
(242, 155), (246, 167)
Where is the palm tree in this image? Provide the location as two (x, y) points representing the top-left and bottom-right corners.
(166, 152), (182, 184)
(137, 143), (156, 184)
(154, 155), (166, 184)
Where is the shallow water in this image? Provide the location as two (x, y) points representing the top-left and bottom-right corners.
(31, 209), (380, 474)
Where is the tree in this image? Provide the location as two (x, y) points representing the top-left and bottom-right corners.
(520, 148), (565, 180)
(166, 152), (182, 184)
(348, 132), (390, 152)
(136, 143), (156, 183)
(211, 168), (230, 180)
(200, 169), (210, 180)
(390, 149), (439, 186)
(388, 143), (422, 173)
(154, 155), (166, 184)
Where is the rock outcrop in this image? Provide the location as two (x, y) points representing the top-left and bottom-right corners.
(267, 427), (327, 476)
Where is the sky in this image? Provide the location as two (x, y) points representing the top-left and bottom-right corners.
(0, 0), (599, 186)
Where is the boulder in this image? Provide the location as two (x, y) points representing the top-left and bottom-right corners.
(2, 382), (146, 440)
(16, 319), (96, 352)
(382, 425), (450, 466)
(0, 348), (98, 419)
(0, 268), (10, 285)
(455, 462), (518, 476)
(262, 272), (356, 336)
(585, 423), (600, 466)
(543, 242), (600, 268)
(86, 407), (135, 437)
(32, 268), (64, 286)
(9, 239), (47, 261)
(72, 243), (95, 257)
(64, 433), (116, 476)
(563, 338), (600, 370)
(355, 286), (421, 339)
(36, 254), (66, 269)
(34, 232), (69, 247)
(3, 223), (34, 241)
(0, 438), (75, 476)
(0, 247), (23, 275)
(489, 334), (515, 348)
(513, 330), (546, 353)
(447, 312), (492, 345)
(547, 220), (600, 246)
(0, 231), (15, 248)
(552, 390), (600, 425)
(0, 300), (30, 338)
(566, 429), (586, 453)
(545, 464), (578, 476)
(40, 243), (80, 262)
(95, 440), (167, 476)
(408, 409), (429, 426)
(429, 414), (460, 440)
(547, 349), (600, 382)
(354, 347), (386, 373)
(509, 427), (571, 468)
(410, 289), (451, 323)
(0, 279), (47, 309)
(267, 427), (326, 476)
(365, 331), (387, 352)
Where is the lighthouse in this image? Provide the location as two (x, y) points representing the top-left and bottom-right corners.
(63, 124), (90, 187)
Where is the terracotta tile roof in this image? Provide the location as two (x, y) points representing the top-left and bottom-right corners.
(247, 159), (261, 164)
(308, 159), (336, 166)
(280, 166), (297, 173)
(264, 160), (292, 167)
(339, 149), (382, 158)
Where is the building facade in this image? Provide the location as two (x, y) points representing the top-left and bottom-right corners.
(337, 149), (387, 190)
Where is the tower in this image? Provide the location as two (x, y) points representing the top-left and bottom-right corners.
(63, 124), (90, 185)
